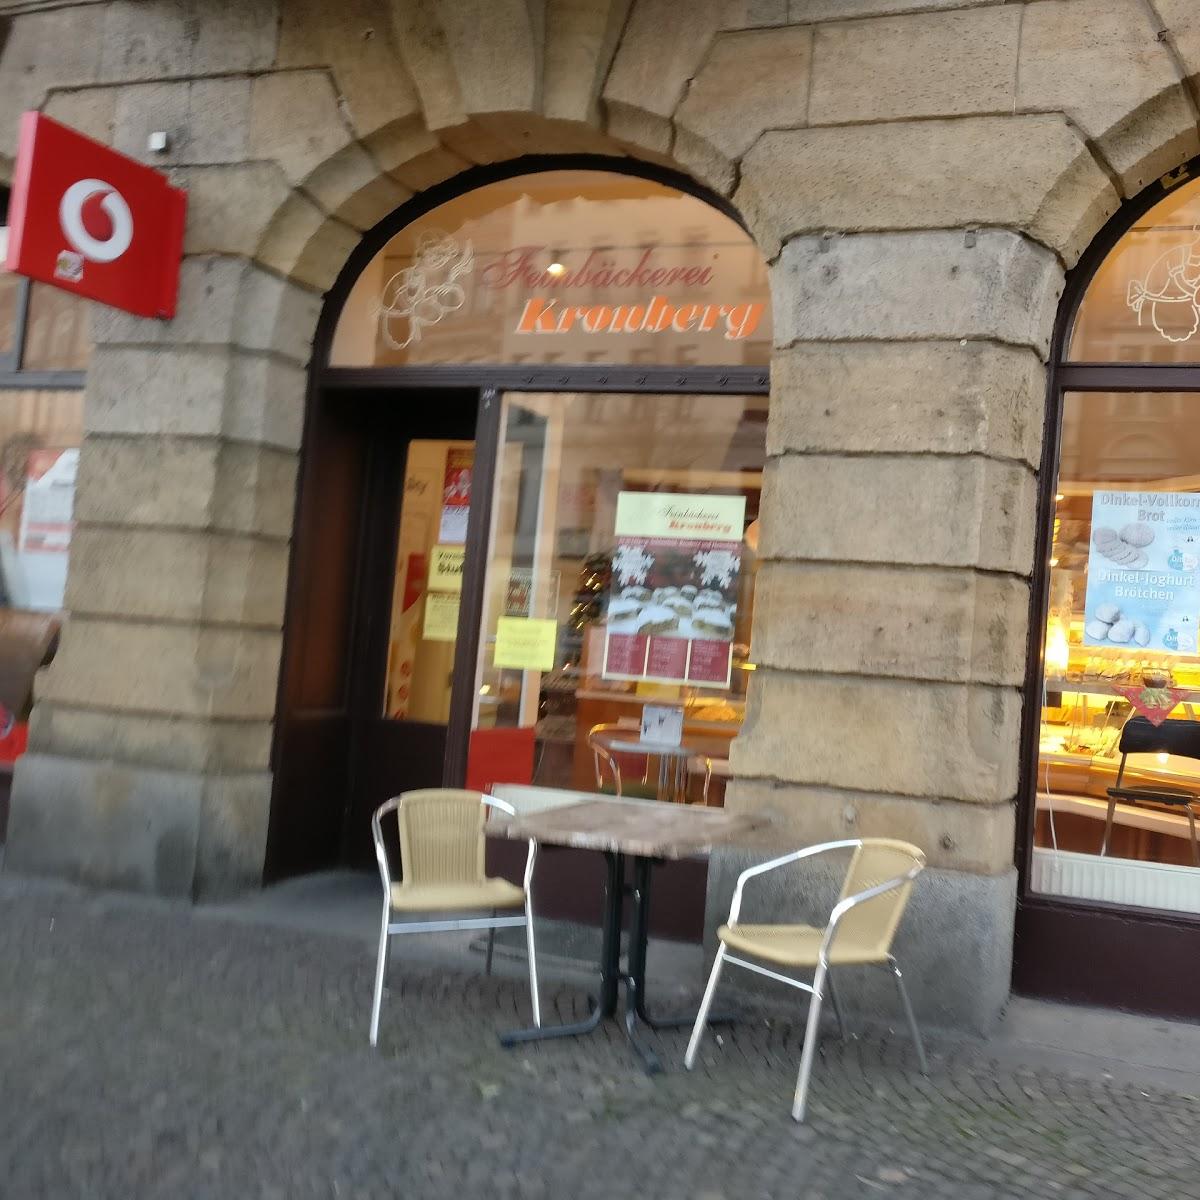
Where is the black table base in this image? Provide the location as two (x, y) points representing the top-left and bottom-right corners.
(499, 850), (731, 1074)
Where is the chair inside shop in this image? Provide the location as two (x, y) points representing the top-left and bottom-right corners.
(586, 723), (656, 799)
(587, 721), (736, 803)
(1101, 716), (1200, 867)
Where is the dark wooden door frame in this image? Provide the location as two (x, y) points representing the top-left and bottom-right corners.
(444, 387), (500, 786)
(265, 386), (480, 876)
(1013, 152), (1200, 1018)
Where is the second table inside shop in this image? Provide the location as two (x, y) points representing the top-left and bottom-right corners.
(494, 795), (764, 1073)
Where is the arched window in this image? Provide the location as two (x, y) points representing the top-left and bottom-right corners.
(271, 161), (771, 907)
(1031, 166), (1200, 933)
(328, 168), (770, 369)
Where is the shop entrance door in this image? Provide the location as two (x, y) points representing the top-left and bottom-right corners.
(468, 390), (766, 941)
(266, 388), (481, 877)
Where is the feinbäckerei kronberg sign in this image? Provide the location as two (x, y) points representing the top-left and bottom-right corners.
(481, 248), (764, 342)
(5, 112), (186, 319)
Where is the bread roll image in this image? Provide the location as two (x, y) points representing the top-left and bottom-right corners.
(652, 586), (679, 603)
(1107, 618), (1136, 644)
(662, 595), (693, 618)
(680, 585), (698, 598)
(1120, 522), (1155, 548)
(607, 598), (642, 623)
(1093, 526), (1145, 566)
(1094, 602), (1121, 625)
(1133, 622), (1151, 647)
(636, 605), (679, 635)
(1099, 540), (1143, 566)
(621, 586), (650, 601)
(691, 607), (734, 638)
(1085, 618), (1114, 641)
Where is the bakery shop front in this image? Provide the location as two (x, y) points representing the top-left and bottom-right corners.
(266, 161), (769, 937)
(1017, 160), (1200, 1014)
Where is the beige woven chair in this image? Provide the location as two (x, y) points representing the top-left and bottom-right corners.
(685, 838), (928, 1122)
(369, 788), (540, 1047)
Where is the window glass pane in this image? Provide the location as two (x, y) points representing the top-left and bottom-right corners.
(22, 282), (91, 371)
(1071, 175), (1200, 362)
(1035, 391), (1200, 913)
(383, 439), (474, 722)
(330, 170), (770, 368)
(0, 389), (83, 610)
(468, 391), (765, 806)
(0, 388), (82, 771)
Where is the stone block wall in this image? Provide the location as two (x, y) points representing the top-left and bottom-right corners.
(0, 0), (1193, 1022)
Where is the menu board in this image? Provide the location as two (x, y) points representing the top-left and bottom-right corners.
(602, 491), (745, 688)
(1083, 490), (1200, 655)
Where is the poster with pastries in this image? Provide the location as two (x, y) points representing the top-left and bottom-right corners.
(1083, 490), (1200, 654)
(602, 491), (745, 688)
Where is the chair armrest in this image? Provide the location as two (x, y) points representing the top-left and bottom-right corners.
(482, 793), (516, 817)
(483, 793), (537, 894)
(727, 839), (863, 925)
(818, 866), (922, 964)
(371, 796), (404, 896)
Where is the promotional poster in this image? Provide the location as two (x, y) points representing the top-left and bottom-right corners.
(602, 491), (745, 688)
(1083, 490), (1200, 655)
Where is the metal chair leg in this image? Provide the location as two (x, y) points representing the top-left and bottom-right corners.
(888, 956), (928, 1076)
(684, 945), (727, 1069)
(791, 962), (827, 1123)
(485, 909), (497, 976)
(1100, 796), (1118, 857)
(827, 969), (848, 1042)
(524, 841), (541, 1027)
(1187, 804), (1200, 868)
(369, 900), (391, 1047)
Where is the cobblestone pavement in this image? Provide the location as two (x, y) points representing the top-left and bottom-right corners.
(1, 879), (1198, 1200)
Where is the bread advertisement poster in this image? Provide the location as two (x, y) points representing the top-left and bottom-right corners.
(602, 491), (745, 688)
(1084, 490), (1200, 654)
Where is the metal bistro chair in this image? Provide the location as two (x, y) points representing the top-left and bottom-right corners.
(1101, 716), (1200, 867)
(587, 722), (627, 795)
(369, 788), (541, 1047)
(685, 838), (928, 1122)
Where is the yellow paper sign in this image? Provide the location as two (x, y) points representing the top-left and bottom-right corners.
(635, 681), (682, 701)
(494, 617), (557, 671)
(423, 591), (460, 642)
(429, 544), (465, 592)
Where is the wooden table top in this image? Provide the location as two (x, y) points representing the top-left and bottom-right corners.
(496, 798), (764, 860)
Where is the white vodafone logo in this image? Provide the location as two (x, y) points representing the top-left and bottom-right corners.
(59, 178), (133, 264)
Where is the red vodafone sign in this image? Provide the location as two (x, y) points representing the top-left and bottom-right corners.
(5, 112), (186, 319)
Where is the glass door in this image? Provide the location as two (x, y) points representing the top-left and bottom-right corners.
(469, 390), (766, 938)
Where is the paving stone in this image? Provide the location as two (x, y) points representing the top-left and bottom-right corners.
(0, 876), (1195, 1199)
